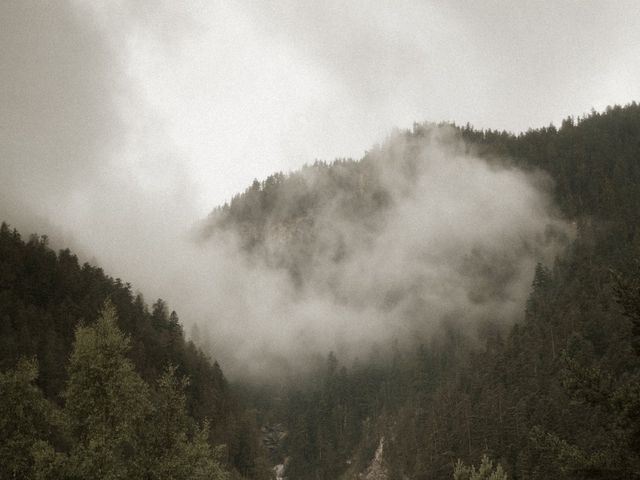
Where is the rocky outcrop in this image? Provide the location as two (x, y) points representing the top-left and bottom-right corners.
(262, 424), (289, 478)
(360, 437), (388, 480)
(261, 423), (288, 457)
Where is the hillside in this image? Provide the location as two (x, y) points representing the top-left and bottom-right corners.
(0, 225), (270, 479)
(2, 103), (640, 479)
(200, 103), (640, 479)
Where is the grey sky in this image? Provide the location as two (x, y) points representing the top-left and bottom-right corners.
(2, 1), (639, 212)
(1, 0), (638, 338)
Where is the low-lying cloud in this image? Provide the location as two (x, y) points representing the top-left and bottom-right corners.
(193, 128), (573, 379)
(0, 1), (579, 382)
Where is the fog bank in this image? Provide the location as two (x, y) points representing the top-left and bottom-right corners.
(190, 128), (573, 378)
(4, 0), (621, 380)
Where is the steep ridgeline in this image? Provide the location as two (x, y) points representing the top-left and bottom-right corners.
(200, 103), (640, 479)
(201, 156), (392, 287)
(200, 119), (573, 374)
(0, 225), (271, 479)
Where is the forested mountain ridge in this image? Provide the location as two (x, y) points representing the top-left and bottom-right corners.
(2, 103), (640, 480)
(203, 103), (640, 256)
(0, 224), (270, 479)
(200, 103), (640, 479)
(199, 117), (573, 376)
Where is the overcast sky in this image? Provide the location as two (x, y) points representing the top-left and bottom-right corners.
(1, 0), (639, 314)
(3, 1), (639, 213)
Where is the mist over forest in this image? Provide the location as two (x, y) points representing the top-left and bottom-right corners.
(2, 1), (640, 479)
(194, 126), (573, 379)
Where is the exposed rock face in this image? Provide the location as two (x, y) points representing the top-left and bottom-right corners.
(273, 458), (290, 480)
(261, 423), (288, 457)
(262, 423), (289, 478)
(274, 462), (285, 480)
(360, 437), (388, 480)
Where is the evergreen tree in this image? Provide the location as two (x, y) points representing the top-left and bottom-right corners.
(146, 364), (228, 480)
(0, 358), (57, 480)
(0, 223), (268, 477)
(530, 265), (640, 479)
(64, 300), (151, 479)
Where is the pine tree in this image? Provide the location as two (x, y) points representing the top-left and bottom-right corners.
(0, 358), (57, 480)
(146, 364), (228, 480)
(64, 300), (151, 479)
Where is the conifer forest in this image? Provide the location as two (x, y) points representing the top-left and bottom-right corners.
(2, 2), (640, 479)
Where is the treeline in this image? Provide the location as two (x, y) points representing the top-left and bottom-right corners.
(201, 153), (396, 290)
(205, 103), (640, 478)
(372, 103), (640, 478)
(4, 101), (640, 478)
(0, 224), (270, 479)
(1, 302), (228, 479)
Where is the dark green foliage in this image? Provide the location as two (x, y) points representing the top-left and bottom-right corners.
(207, 103), (640, 479)
(145, 365), (228, 480)
(0, 358), (57, 480)
(4, 102), (640, 479)
(64, 301), (152, 478)
(0, 303), (230, 479)
(0, 223), (268, 478)
(529, 265), (640, 479)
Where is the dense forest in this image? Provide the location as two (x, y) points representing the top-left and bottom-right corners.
(2, 103), (640, 479)
(201, 103), (640, 479)
(0, 224), (270, 479)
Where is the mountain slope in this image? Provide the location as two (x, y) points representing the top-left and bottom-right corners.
(0, 224), (270, 479)
(200, 102), (640, 479)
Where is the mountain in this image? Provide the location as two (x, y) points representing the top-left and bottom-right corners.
(199, 103), (640, 479)
(2, 102), (640, 479)
(0, 224), (270, 479)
